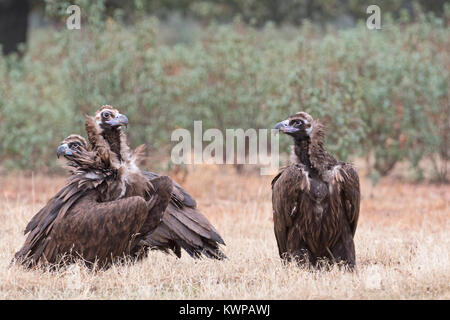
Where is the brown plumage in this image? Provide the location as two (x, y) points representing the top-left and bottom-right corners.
(272, 112), (360, 269)
(14, 135), (172, 268)
(88, 105), (226, 259)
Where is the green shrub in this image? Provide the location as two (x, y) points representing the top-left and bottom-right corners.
(0, 3), (448, 181)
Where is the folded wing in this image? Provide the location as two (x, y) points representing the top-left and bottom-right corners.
(141, 171), (226, 259)
(14, 178), (154, 268)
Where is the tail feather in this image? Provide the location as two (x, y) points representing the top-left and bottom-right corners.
(140, 171), (226, 260)
(144, 204), (226, 259)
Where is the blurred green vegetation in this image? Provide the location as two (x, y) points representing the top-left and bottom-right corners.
(0, 1), (448, 182)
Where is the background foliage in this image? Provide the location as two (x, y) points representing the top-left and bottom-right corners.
(0, 0), (448, 182)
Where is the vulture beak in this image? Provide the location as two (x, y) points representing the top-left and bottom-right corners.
(274, 120), (299, 134)
(57, 143), (73, 158)
(105, 114), (129, 128)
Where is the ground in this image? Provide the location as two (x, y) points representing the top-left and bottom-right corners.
(0, 165), (449, 299)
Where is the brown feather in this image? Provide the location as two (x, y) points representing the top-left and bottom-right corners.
(13, 129), (167, 268)
(272, 112), (360, 269)
(87, 105), (226, 260)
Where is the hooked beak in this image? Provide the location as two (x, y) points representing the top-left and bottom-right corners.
(56, 143), (73, 158)
(274, 119), (299, 134)
(105, 114), (129, 128)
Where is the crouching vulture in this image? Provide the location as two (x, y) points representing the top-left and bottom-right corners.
(14, 134), (173, 268)
(272, 112), (360, 269)
(86, 105), (226, 260)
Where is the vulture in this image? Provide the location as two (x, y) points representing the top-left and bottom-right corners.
(14, 134), (173, 268)
(84, 105), (226, 260)
(272, 112), (360, 269)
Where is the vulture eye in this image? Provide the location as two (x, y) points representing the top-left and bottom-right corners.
(69, 142), (81, 149)
(102, 111), (111, 119)
(290, 119), (304, 127)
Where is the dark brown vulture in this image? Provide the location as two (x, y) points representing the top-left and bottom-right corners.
(86, 105), (226, 260)
(272, 112), (360, 269)
(14, 134), (172, 268)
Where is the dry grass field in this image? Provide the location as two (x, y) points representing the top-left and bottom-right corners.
(0, 165), (449, 299)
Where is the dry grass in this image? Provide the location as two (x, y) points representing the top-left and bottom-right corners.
(0, 166), (449, 299)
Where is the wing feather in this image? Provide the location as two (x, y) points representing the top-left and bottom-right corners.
(143, 204), (225, 259)
(48, 191), (149, 264)
(142, 171), (197, 208)
(271, 164), (310, 258)
(139, 171), (225, 259)
(14, 184), (150, 268)
(338, 163), (360, 236)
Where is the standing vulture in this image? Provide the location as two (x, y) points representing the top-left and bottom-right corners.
(14, 134), (172, 268)
(272, 112), (360, 269)
(86, 105), (226, 260)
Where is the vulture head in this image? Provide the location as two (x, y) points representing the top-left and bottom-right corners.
(87, 105), (133, 165)
(94, 105), (129, 132)
(274, 112), (314, 141)
(57, 134), (88, 159)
